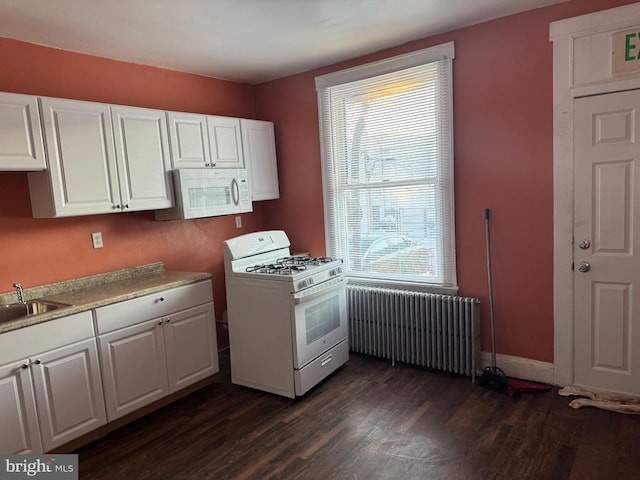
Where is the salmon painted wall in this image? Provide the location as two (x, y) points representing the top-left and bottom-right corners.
(254, 0), (638, 363)
(0, 38), (262, 347)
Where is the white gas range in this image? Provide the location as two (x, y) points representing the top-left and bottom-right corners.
(223, 230), (349, 398)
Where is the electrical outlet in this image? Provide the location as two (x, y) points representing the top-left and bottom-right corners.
(235, 216), (242, 228)
(91, 232), (103, 249)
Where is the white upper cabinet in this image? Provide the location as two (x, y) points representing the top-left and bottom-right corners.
(28, 98), (173, 217)
(207, 116), (244, 168)
(30, 97), (120, 217)
(0, 92), (46, 171)
(111, 105), (174, 211)
(241, 119), (280, 201)
(167, 111), (244, 169)
(166, 111), (210, 168)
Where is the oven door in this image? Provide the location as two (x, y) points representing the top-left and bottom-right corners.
(291, 276), (348, 369)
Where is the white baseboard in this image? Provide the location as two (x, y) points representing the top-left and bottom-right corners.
(480, 352), (555, 385)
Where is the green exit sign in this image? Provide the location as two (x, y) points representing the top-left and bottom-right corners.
(613, 29), (640, 75)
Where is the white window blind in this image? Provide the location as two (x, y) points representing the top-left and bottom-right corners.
(316, 43), (456, 287)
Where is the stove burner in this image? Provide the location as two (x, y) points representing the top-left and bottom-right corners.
(278, 256), (335, 266)
(246, 256), (338, 275)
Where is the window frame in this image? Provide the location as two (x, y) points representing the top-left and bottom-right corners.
(316, 42), (457, 293)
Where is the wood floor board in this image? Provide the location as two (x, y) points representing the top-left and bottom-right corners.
(74, 352), (640, 479)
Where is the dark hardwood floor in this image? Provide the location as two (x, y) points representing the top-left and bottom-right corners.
(76, 351), (640, 479)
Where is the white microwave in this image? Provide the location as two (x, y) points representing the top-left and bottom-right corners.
(155, 168), (252, 221)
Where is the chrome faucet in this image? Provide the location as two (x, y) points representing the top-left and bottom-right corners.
(13, 283), (25, 304)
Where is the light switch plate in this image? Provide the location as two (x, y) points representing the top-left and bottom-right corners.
(92, 232), (103, 249)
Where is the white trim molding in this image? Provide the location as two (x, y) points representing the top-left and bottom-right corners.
(315, 41), (455, 90)
(480, 352), (555, 386)
(550, 2), (640, 387)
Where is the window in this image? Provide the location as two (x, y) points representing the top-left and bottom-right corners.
(316, 43), (456, 288)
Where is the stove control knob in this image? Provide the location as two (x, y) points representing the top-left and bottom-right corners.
(299, 280), (308, 290)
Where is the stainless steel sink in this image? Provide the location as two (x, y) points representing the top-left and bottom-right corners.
(0, 300), (71, 324)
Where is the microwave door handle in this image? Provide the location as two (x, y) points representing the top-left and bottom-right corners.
(231, 178), (240, 206)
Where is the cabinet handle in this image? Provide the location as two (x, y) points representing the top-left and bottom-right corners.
(166, 318), (171, 323)
(21, 363), (29, 369)
(123, 204), (129, 209)
(160, 297), (165, 302)
(158, 321), (163, 325)
(34, 359), (41, 365)
(113, 204), (120, 210)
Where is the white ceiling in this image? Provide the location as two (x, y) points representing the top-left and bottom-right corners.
(0, 0), (566, 84)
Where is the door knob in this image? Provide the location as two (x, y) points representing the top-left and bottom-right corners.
(578, 239), (591, 250)
(577, 261), (591, 273)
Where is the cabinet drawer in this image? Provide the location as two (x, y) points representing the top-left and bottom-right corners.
(294, 339), (349, 397)
(0, 311), (94, 365)
(95, 280), (213, 334)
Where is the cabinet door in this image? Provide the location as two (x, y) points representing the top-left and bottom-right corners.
(207, 116), (244, 168)
(111, 106), (174, 211)
(99, 319), (169, 422)
(166, 111), (211, 168)
(31, 338), (106, 452)
(240, 119), (280, 200)
(164, 303), (218, 392)
(0, 92), (46, 171)
(0, 360), (43, 454)
(36, 97), (120, 216)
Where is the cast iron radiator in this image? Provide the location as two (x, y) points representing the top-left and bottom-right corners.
(347, 285), (480, 381)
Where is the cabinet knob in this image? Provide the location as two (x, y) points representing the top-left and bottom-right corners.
(160, 297), (165, 302)
(34, 359), (41, 365)
(158, 321), (163, 325)
(21, 363), (29, 369)
(123, 204), (129, 209)
(113, 204), (120, 209)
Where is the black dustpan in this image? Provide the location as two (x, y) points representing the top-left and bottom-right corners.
(478, 365), (509, 394)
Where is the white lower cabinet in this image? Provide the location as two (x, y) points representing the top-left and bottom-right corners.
(164, 303), (219, 391)
(31, 338), (106, 451)
(0, 280), (217, 452)
(0, 360), (42, 454)
(96, 281), (218, 422)
(0, 311), (106, 453)
(99, 318), (170, 421)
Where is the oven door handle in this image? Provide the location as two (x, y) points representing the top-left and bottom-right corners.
(294, 278), (346, 305)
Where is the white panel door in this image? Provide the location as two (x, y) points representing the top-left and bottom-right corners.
(163, 303), (218, 392)
(166, 111), (211, 168)
(574, 89), (640, 395)
(99, 319), (169, 421)
(240, 119), (280, 200)
(111, 105), (174, 211)
(207, 116), (244, 168)
(0, 360), (42, 454)
(0, 92), (46, 171)
(31, 338), (106, 451)
(39, 97), (119, 216)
